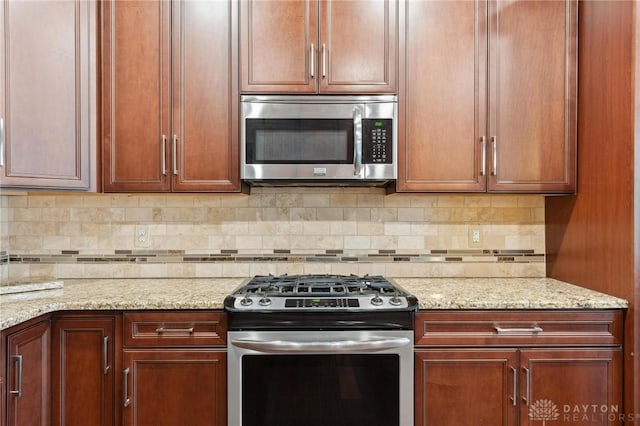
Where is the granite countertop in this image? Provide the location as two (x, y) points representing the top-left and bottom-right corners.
(0, 277), (628, 331)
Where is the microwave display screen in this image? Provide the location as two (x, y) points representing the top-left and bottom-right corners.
(246, 119), (354, 164)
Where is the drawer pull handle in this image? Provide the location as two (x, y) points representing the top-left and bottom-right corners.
(103, 336), (110, 374)
(155, 327), (194, 334)
(123, 368), (131, 407)
(511, 366), (517, 406)
(523, 366), (531, 405)
(9, 355), (22, 397)
(494, 326), (543, 334)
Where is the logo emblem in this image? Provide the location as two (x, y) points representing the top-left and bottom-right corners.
(529, 399), (560, 425)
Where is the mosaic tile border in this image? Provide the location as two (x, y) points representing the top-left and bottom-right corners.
(8, 249), (544, 265)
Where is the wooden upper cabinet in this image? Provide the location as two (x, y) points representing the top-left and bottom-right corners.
(397, 0), (486, 192)
(171, 0), (240, 191)
(487, 0), (576, 192)
(102, 0), (170, 192)
(102, 0), (240, 192)
(0, 0), (95, 190)
(397, 0), (576, 193)
(240, 0), (396, 94)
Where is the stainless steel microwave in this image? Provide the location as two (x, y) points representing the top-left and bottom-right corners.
(241, 95), (397, 185)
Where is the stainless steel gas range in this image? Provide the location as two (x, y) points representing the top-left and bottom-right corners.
(224, 274), (418, 426)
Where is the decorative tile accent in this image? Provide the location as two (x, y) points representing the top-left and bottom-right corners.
(2, 190), (547, 281)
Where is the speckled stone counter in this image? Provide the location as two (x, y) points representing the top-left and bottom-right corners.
(0, 278), (245, 330)
(0, 277), (628, 330)
(393, 277), (628, 310)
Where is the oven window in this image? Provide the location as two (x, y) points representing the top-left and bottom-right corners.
(242, 354), (399, 426)
(245, 119), (354, 164)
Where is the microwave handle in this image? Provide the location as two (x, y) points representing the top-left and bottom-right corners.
(353, 106), (363, 176)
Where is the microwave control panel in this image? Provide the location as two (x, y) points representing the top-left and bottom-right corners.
(363, 119), (393, 164)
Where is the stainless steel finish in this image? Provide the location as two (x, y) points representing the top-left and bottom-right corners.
(0, 118), (4, 167)
(491, 136), (497, 176)
(511, 366), (517, 406)
(155, 327), (194, 334)
(123, 368), (131, 407)
(495, 326), (543, 334)
(103, 336), (110, 374)
(231, 336), (410, 353)
(310, 43), (315, 78)
(9, 355), (22, 397)
(353, 106), (363, 175)
(322, 43), (326, 78)
(241, 95), (397, 183)
(161, 135), (167, 176)
(480, 136), (486, 176)
(228, 274), (414, 311)
(523, 366), (531, 405)
(228, 330), (413, 426)
(172, 135), (178, 175)
(230, 293), (410, 311)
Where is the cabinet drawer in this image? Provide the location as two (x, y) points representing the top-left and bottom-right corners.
(124, 311), (227, 347)
(415, 310), (623, 347)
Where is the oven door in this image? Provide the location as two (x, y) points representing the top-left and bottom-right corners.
(227, 330), (414, 426)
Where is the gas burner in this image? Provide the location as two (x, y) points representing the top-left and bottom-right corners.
(224, 274), (418, 314)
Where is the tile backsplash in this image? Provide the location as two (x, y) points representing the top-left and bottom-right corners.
(1, 188), (545, 281)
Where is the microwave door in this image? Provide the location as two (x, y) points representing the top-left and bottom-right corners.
(243, 103), (366, 181)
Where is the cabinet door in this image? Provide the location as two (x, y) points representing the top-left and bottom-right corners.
(240, 0), (318, 93)
(51, 315), (120, 426)
(102, 0), (171, 192)
(397, 0), (487, 192)
(123, 350), (226, 426)
(319, 0), (397, 93)
(0, 0), (93, 189)
(520, 349), (622, 426)
(415, 349), (518, 426)
(171, 0), (240, 192)
(6, 321), (50, 426)
(487, 0), (576, 193)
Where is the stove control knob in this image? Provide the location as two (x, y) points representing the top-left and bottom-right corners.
(389, 296), (403, 306)
(240, 296), (253, 306)
(258, 297), (272, 306)
(371, 294), (384, 306)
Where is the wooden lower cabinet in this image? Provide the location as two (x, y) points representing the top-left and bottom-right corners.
(415, 349), (518, 426)
(414, 310), (624, 426)
(121, 311), (227, 426)
(122, 349), (226, 426)
(5, 320), (50, 426)
(415, 348), (622, 426)
(51, 314), (121, 426)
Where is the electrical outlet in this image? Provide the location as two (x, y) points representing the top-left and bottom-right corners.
(135, 225), (150, 247)
(468, 227), (482, 248)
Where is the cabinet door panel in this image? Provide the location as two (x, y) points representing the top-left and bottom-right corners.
(171, 0), (239, 191)
(0, 0), (92, 189)
(103, 0), (171, 191)
(240, 0), (317, 93)
(6, 321), (50, 426)
(397, 0), (486, 191)
(415, 349), (518, 426)
(123, 350), (226, 426)
(520, 349), (622, 426)
(319, 0), (396, 93)
(488, 0), (576, 192)
(51, 316), (120, 426)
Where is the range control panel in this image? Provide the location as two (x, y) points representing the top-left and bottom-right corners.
(363, 119), (393, 164)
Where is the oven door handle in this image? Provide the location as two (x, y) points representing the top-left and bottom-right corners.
(231, 337), (410, 353)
